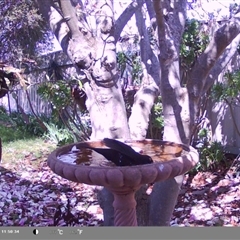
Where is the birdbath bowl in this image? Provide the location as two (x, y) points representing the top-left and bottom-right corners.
(47, 139), (199, 226)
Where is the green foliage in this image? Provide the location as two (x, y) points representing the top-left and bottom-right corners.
(37, 79), (74, 125)
(197, 127), (210, 147)
(212, 70), (240, 102)
(0, 0), (48, 62)
(147, 26), (157, 46)
(10, 112), (47, 137)
(0, 125), (27, 143)
(0, 106), (12, 123)
(0, 108), (45, 142)
(198, 127), (208, 139)
(37, 79), (72, 110)
(147, 96), (164, 139)
(117, 52), (128, 75)
(194, 141), (227, 172)
(180, 19), (209, 71)
(0, 105), (64, 144)
(0, 104), (77, 145)
(192, 124), (227, 173)
(43, 122), (74, 146)
(37, 78), (91, 142)
(151, 97), (164, 128)
(117, 51), (143, 84)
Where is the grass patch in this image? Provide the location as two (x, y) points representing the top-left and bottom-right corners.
(1, 138), (56, 169)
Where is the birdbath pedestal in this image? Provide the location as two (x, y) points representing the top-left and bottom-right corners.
(47, 139), (199, 226)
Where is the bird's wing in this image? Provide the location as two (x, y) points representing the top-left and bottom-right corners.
(103, 138), (139, 159)
(87, 147), (133, 166)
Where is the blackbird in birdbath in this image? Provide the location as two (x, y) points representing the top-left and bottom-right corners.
(47, 139), (199, 226)
(79, 138), (153, 166)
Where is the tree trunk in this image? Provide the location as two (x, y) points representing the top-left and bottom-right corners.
(202, 34), (240, 94)
(187, 18), (240, 134)
(129, 1), (160, 139)
(37, 0), (131, 226)
(38, 0), (130, 140)
(152, 0), (188, 226)
(149, 175), (183, 226)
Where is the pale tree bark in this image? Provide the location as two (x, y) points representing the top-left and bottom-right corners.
(152, 0), (240, 226)
(128, 0), (160, 140)
(38, 0), (130, 140)
(152, 0), (189, 226)
(154, 0), (189, 144)
(202, 34), (240, 94)
(38, 0), (130, 226)
(125, 1), (160, 225)
(115, 0), (144, 42)
(187, 12), (240, 135)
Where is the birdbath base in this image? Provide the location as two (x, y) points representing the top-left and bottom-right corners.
(107, 186), (141, 226)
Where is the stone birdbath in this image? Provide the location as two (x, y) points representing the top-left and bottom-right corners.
(47, 139), (199, 226)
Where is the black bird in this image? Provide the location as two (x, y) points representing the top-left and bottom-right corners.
(82, 138), (153, 166)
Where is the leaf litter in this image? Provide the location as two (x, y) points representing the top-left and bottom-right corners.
(0, 144), (239, 227)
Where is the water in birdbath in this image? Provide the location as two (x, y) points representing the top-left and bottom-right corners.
(58, 146), (116, 167)
(57, 140), (186, 167)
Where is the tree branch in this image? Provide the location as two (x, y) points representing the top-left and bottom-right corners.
(187, 14), (240, 135)
(188, 16), (240, 99)
(37, 0), (70, 51)
(202, 34), (240, 94)
(128, 4), (160, 140)
(153, 0), (165, 42)
(135, 1), (160, 85)
(59, 0), (81, 38)
(114, 0), (143, 42)
(145, 0), (157, 30)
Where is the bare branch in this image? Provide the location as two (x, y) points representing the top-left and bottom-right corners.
(153, 0), (165, 42)
(37, 0), (70, 50)
(59, 0), (81, 38)
(203, 34), (240, 94)
(135, 2), (160, 85)
(145, 0), (156, 30)
(187, 13), (240, 136)
(188, 17), (240, 99)
(115, 0), (144, 42)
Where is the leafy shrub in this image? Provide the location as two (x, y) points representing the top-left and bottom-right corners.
(37, 79), (91, 142)
(37, 80), (72, 111)
(9, 112), (48, 137)
(212, 70), (240, 101)
(193, 141), (227, 173)
(43, 122), (74, 146)
(0, 108), (52, 142)
(180, 19), (209, 76)
(117, 51), (143, 85)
